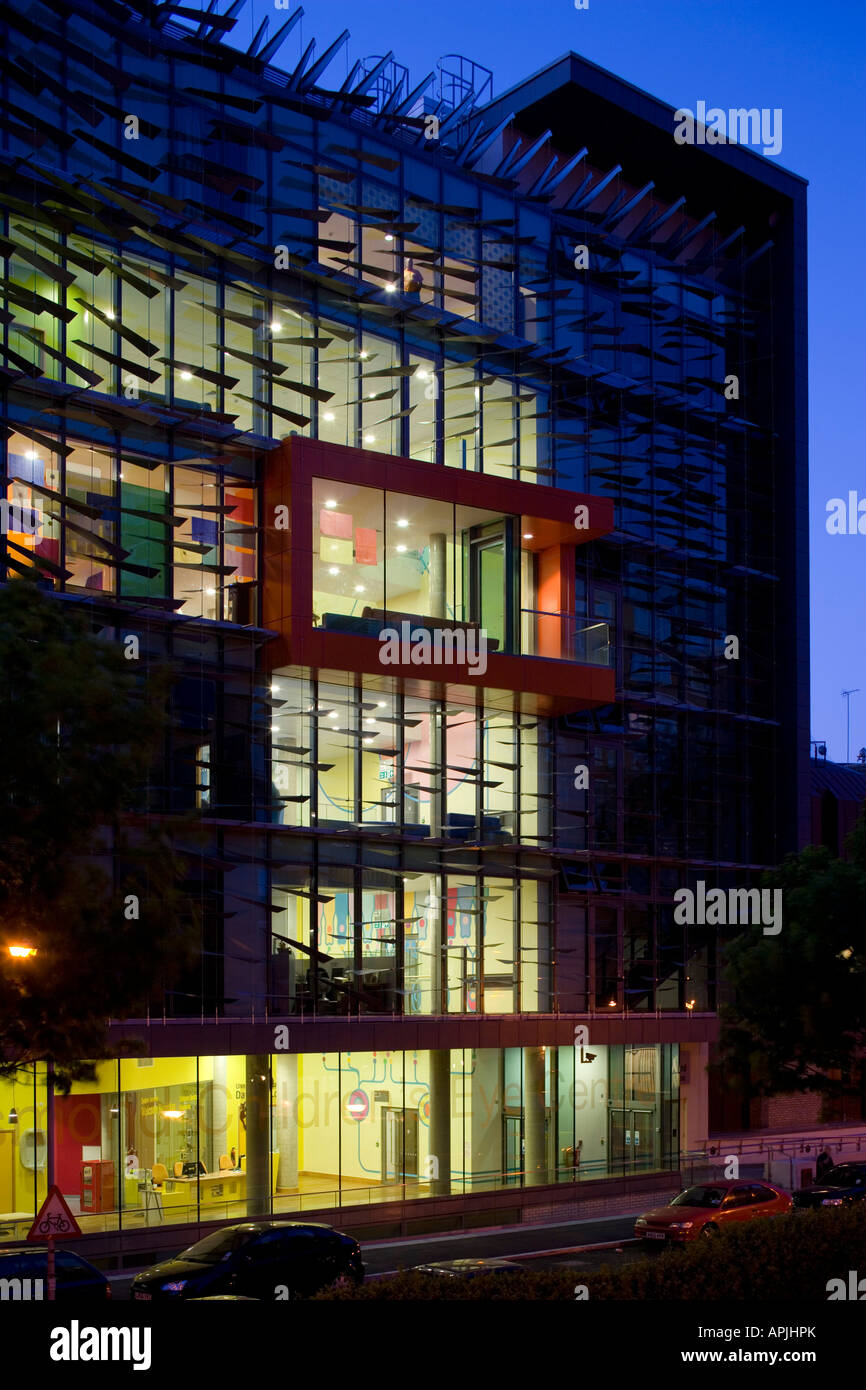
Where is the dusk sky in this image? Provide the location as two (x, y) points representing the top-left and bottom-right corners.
(253, 0), (865, 759)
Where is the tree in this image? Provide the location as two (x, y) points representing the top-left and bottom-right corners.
(0, 576), (198, 1087)
(716, 818), (866, 1102)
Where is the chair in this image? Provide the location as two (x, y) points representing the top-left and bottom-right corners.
(218, 1154), (232, 1171)
(145, 1164), (168, 1226)
(173, 1162), (184, 1178)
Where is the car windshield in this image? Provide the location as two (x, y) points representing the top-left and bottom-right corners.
(671, 1186), (726, 1208)
(822, 1165), (866, 1186)
(178, 1229), (251, 1263)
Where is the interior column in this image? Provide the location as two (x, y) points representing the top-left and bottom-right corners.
(523, 1046), (548, 1186)
(274, 1054), (298, 1191)
(244, 1054), (271, 1217)
(429, 533), (447, 618)
(428, 1049), (452, 1196)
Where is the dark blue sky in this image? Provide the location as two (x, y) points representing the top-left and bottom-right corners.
(254, 0), (865, 760)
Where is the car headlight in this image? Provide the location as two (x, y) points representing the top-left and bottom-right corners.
(635, 1218), (647, 1226)
(161, 1280), (188, 1292)
(821, 1198), (844, 1207)
(668, 1221), (693, 1229)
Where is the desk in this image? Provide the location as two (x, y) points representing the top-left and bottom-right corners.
(124, 1158), (279, 1217)
(0, 1211), (33, 1237)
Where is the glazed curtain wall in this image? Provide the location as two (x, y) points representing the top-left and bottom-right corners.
(270, 858), (551, 1017)
(270, 672), (550, 845)
(0, 1047), (679, 1240)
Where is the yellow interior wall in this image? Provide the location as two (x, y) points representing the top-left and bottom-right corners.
(0, 1072), (49, 1213)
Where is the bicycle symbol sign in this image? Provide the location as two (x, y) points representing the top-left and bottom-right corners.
(26, 1185), (81, 1243)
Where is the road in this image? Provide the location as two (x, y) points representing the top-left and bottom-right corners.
(108, 1210), (646, 1297)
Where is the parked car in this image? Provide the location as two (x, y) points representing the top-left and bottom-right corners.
(0, 1246), (111, 1301)
(793, 1162), (866, 1210)
(131, 1222), (364, 1301)
(634, 1180), (791, 1244)
(412, 1258), (522, 1278)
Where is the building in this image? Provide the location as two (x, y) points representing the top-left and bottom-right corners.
(810, 755), (866, 858)
(0, 1), (808, 1254)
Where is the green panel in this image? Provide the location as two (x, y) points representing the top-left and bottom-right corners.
(120, 480), (169, 597)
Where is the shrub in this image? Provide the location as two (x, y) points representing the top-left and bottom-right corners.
(314, 1207), (866, 1300)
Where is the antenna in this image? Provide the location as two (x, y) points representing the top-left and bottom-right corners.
(842, 689), (860, 763)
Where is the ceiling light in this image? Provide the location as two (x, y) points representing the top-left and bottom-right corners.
(396, 518), (409, 528)
(271, 683), (280, 693)
(368, 392), (377, 399)
(205, 587), (216, 596)
(324, 499), (337, 509)
(363, 736), (374, 743)
(384, 234), (394, 242)
(384, 283), (397, 293)
(359, 351), (369, 360)
(396, 544), (407, 553)
(323, 412), (336, 422)
(329, 712), (339, 720)
(270, 320), (281, 332)
(105, 310), (115, 321)
(523, 532), (534, 540)
(364, 434), (375, 443)
(416, 369), (429, 380)
(354, 585), (365, 593)
(377, 701), (386, 708)
(180, 370), (192, 381)
(328, 567), (339, 576)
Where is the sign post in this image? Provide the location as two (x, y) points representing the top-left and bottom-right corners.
(26, 1185), (82, 1301)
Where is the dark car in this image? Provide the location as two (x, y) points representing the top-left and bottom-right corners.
(412, 1258), (522, 1278)
(635, 1180), (791, 1244)
(793, 1163), (866, 1210)
(131, 1222), (364, 1301)
(0, 1246), (111, 1302)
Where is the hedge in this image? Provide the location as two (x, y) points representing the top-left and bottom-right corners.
(314, 1207), (866, 1300)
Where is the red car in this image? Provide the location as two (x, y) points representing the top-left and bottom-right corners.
(634, 1180), (792, 1244)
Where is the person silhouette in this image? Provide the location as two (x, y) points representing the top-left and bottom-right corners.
(816, 1148), (833, 1181)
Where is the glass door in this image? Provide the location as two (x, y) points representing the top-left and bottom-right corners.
(609, 1108), (656, 1172)
(467, 520), (516, 653)
(503, 1113), (522, 1185)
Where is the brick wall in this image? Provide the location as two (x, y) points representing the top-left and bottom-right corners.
(749, 1092), (823, 1129)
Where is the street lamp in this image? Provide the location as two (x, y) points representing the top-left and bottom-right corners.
(3, 940), (52, 1185)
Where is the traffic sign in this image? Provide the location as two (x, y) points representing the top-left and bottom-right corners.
(26, 1185), (81, 1242)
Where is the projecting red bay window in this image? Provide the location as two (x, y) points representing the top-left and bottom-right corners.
(263, 438), (615, 715)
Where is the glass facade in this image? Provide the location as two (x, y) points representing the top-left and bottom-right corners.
(0, 1046), (678, 1237)
(0, 0), (807, 1233)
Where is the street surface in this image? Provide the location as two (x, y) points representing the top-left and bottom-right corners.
(107, 1210), (645, 1296)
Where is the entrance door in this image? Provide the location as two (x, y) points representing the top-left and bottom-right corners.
(609, 1109), (656, 1171)
(381, 1109), (419, 1184)
(503, 1113), (522, 1185)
